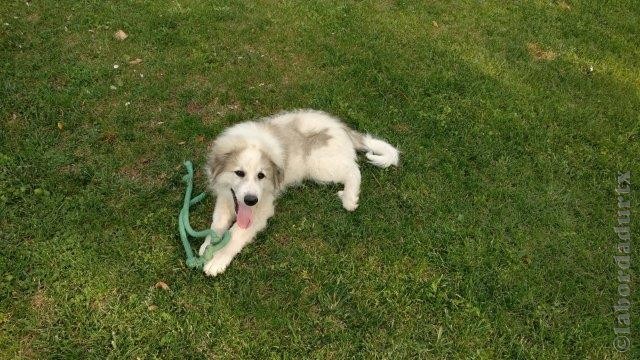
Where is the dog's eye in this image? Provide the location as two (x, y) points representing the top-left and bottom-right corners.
(234, 170), (245, 177)
(257, 172), (265, 180)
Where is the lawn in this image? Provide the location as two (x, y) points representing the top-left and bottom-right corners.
(1, 0), (639, 358)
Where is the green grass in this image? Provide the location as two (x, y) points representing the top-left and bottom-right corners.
(1, 0), (639, 358)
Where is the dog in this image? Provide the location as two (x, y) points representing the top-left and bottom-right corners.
(199, 110), (399, 276)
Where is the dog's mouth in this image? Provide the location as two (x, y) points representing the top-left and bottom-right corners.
(231, 189), (252, 229)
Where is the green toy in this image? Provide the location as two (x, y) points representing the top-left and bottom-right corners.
(178, 161), (231, 269)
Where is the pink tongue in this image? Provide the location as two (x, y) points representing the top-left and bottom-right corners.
(236, 203), (253, 229)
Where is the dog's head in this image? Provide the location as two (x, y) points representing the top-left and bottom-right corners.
(205, 133), (284, 228)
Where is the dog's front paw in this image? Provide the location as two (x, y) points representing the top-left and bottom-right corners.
(203, 252), (234, 277)
(337, 190), (358, 211)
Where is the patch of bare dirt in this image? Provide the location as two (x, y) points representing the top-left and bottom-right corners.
(30, 288), (51, 312)
(198, 98), (242, 124)
(392, 123), (411, 133)
(18, 334), (37, 359)
(26, 13), (40, 23)
(118, 156), (167, 187)
(100, 131), (118, 144)
(186, 101), (204, 116)
(6, 113), (22, 129)
(527, 42), (557, 61)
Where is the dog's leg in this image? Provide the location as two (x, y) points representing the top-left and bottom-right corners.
(203, 200), (274, 276)
(199, 193), (235, 256)
(337, 163), (361, 211)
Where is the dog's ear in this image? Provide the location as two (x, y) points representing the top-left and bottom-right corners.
(207, 151), (227, 180)
(259, 149), (284, 191)
(205, 140), (236, 186)
(271, 160), (284, 190)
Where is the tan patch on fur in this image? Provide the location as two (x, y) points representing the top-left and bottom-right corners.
(286, 117), (333, 157)
(265, 119), (333, 162)
(527, 43), (557, 61)
(302, 128), (332, 154)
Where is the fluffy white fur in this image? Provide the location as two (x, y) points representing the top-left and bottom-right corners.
(199, 110), (399, 276)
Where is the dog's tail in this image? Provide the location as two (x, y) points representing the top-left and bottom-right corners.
(346, 129), (399, 168)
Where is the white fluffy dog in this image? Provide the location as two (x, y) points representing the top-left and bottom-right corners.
(199, 110), (399, 276)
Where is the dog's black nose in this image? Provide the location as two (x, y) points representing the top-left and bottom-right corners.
(244, 194), (258, 206)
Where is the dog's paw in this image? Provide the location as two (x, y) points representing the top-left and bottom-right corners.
(198, 238), (211, 256)
(337, 190), (358, 211)
(203, 252), (233, 277)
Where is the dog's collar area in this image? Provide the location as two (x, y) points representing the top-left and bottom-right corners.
(231, 189), (238, 214)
